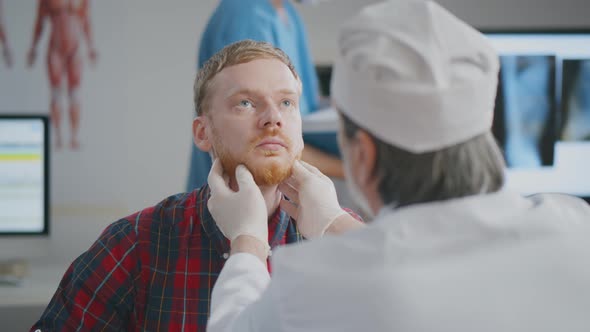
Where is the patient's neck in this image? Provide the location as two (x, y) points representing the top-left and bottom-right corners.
(259, 184), (282, 218)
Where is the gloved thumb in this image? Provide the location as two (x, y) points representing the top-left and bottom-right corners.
(208, 159), (230, 196)
(235, 164), (256, 190)
(291, 160), (325, 188)
(290, 160), (310, 184)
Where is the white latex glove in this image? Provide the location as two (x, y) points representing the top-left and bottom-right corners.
(207, 159), (269, 249)
(279, 160), (348, 238)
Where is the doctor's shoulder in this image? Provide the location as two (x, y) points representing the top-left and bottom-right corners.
(270, 222), (388, 276)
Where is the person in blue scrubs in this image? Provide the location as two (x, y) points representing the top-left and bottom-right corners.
(187, 0), (342, 190)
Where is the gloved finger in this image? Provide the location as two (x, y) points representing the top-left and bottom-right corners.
(208, 159), (231, 196)
(301, 160), (333, 182)
(281, 175), (300, 192)
(278, 182), (299, 205)
(279, 198), (299, 221)
(235, 164), (257, 191)
(299, 160), (324, 177)
(290, 160), (313, 184)
(282, 165), (301, 188)
(207, 197), (218, 216)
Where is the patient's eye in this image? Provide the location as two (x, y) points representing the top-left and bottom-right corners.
(281, 99), (296, 110)
(239, 100), (253, 108)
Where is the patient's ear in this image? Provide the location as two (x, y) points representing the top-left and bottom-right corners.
(193, 116), (212, 152)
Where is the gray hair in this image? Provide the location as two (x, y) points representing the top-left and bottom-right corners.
(340, 112), (506, 207)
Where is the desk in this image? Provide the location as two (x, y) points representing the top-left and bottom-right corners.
(0, 261), (68, 331)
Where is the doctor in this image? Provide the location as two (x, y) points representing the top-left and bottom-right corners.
(207, 1), (590, 331)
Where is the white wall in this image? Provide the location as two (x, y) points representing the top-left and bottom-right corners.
(436, 0), (590, 29)
(122, 0), (215, 211)
(1, 0), (589, 263)
(298, 0), (590, 63)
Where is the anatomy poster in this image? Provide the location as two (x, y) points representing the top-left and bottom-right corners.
(27, 0), (98, 150)
(2, 0), (99, 150)
(0, 0), (130, 208)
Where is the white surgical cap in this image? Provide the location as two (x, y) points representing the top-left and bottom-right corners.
(331, 0), (500, 153)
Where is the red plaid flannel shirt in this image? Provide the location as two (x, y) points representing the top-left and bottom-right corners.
(31, 185), (306, 331)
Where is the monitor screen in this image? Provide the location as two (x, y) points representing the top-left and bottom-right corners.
(485, 31), (590, 198)
(0, 115), (49, 235)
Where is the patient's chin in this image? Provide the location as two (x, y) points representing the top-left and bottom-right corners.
(241, 156), (292, 186)
(217, 149), (296, 186)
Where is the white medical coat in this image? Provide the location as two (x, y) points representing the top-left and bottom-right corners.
(208, 190), (590, 332)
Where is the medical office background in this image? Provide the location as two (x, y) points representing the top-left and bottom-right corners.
(0, 0), (589, 296)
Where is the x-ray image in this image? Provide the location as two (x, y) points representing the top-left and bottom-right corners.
(561, 59), (590, 141)
(492, 55), (557, 168)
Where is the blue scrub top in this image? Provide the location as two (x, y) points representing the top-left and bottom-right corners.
(187, 0), (320, 190)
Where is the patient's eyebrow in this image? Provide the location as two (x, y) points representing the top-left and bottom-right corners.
(224, 88), (299, 99)
(277, 89), (299, 96)
(224, 88), (261, 99)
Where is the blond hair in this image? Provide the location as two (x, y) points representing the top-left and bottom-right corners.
(193, 40), (299, 116)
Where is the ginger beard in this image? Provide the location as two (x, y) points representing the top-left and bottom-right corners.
(211, 125), (302, 186)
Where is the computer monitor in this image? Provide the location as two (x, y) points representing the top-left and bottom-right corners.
(485, 30), (590, 199)
(0, 114), (50, 263)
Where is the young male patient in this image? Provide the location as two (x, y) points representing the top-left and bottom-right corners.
(31, 40), (360, 332)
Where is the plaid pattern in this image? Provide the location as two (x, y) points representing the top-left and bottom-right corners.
(31, 185), (304, 332)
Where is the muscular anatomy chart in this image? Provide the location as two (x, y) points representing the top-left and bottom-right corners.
(27, 0), (97, 150)
(0, 0), (12, 68)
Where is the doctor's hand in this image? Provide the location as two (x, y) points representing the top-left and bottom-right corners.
(207, 160), (270, 256)
(279, 160), (348, 239)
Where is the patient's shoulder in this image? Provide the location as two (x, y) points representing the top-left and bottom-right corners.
(120, 190), (201, 233)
